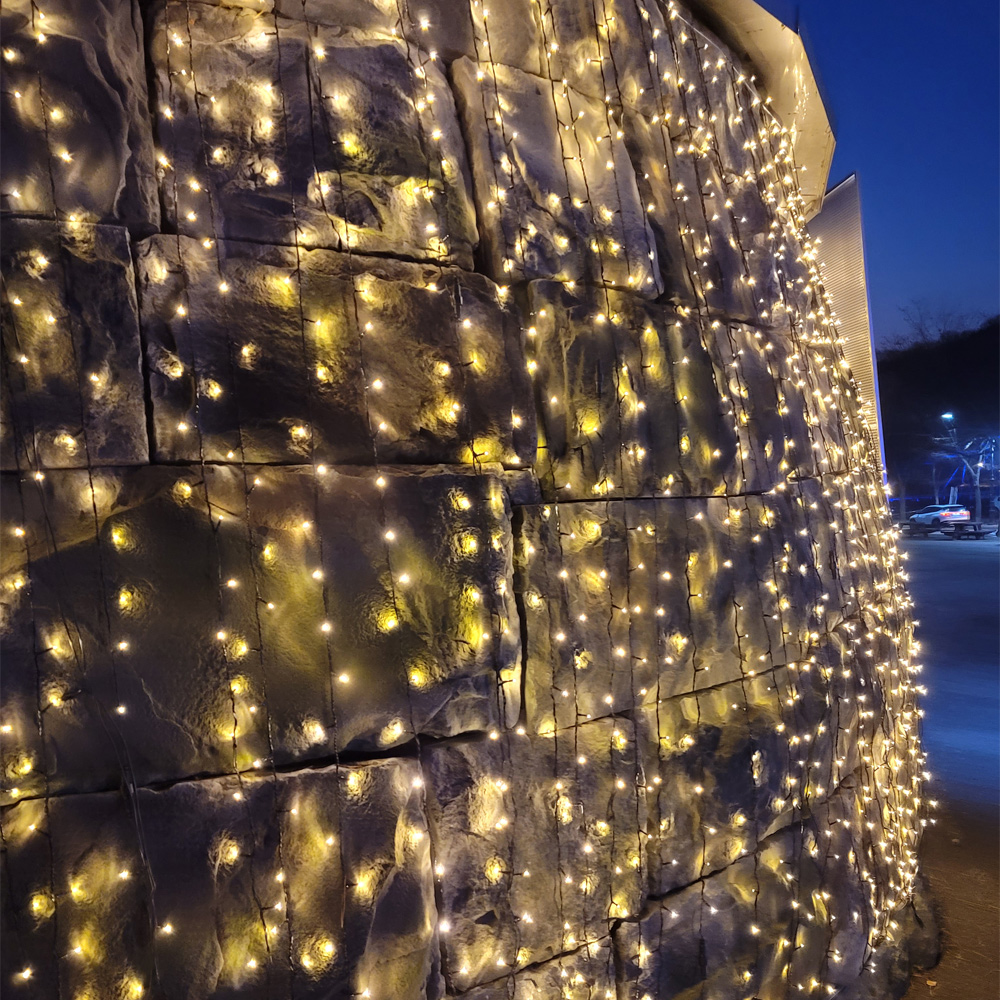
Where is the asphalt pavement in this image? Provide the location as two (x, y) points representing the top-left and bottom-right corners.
(898, 533), (999, 999)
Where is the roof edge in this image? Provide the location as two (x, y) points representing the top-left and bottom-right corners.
(682, 0), (835, 219)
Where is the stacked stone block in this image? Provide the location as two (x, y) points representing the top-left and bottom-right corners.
(0, 1), (925, 998)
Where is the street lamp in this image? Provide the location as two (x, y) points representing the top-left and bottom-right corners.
(936, 412), (991, 524)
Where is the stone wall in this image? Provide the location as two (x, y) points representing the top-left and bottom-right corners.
(0, 1), (926, 997)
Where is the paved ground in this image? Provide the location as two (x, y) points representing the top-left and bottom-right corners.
(898, 534), (999, 999)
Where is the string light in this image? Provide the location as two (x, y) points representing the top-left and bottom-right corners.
(0, 1), (923, 997)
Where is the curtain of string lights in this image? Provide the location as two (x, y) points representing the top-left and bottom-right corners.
(0, 0), (928, 997)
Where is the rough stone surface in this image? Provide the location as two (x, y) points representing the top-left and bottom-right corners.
(525, 280), (739, 498)
(635, 640), (868, 898)
(524, 279), (856, 501)
(451, 57), (662, 295)
(149, 2), (478, 265)
(0, 757), (436, 1000)
(618, 81), (802, 321)
(176, 0), (482, 67)
(514, 485), (873, 734)
(134, 235), (534, 466)
(272, 0), (479, 65)
(0, 464), (519, 795)
(0, 0), (158, 230)
(0, 0), (926, 997)
(619, 780), (904, 1000)
(424, 718), (644, 992)
(420, 0), (677, 111)
(1, 219), (148, 470)
(455, 935), (625, 1000)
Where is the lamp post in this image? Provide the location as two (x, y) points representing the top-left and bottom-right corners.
(933, 413), (955, 504)
(937, 412), (987, 524)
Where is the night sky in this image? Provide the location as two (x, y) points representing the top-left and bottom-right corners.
(760, 0), (1000, 345)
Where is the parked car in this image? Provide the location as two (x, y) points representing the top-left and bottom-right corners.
(907, 504), (971, 534)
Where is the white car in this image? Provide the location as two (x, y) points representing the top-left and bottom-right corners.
(907, 504), (971, 535)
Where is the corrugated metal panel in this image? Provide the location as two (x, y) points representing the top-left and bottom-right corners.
(808, 174), (885, 473)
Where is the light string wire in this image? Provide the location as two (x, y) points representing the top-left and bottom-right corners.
(0, 283), (63, 995)
(168, 4), (279, 989)
(0, 0), (925, 993)
(469, 2), (594, 992)
(529, 0), (640, 982)
(293, 4), (485, 995)
(3, 4), (172, 991)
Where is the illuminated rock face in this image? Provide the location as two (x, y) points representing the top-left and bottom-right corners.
(134, 236), (535, 465)
(0, 0), (158, 229)
(0, 2), (924, 999)
(1, 219), (148, 469)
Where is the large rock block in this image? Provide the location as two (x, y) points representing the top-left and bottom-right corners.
(424, 719), (644, 992)
(706, 318), (849, 487)
(789, 328), (863, 476)
(632, 13), (825, 270)
(273, 0), (479, 65)
(617, 781), (904, 1000)
(134, 235), (534, 466)
(178, 0), (481, 66)
(636, 638), (867, 898)
(514, 490), (857, 734)
(525, 280), (738, 499)
(0, 758), (437, 999)
(0, 0), (158, 229)
(615, 7), (806, 201)
(1, 219), (148, 470)
(451, 57), (662, 295)
(621, 107), (784, 320)
(0, 464), (519, 796)
(524, 279), (853, 501)
(659, 7), (765, 173)
(149, 2), (477, 265)
(436, 0), (676, 112)
(819, 469), (912, 637)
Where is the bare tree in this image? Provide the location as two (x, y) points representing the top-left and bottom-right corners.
(891, 300), (989, 349)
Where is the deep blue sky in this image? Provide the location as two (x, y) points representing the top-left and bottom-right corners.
(760, 0), (1000, 345)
